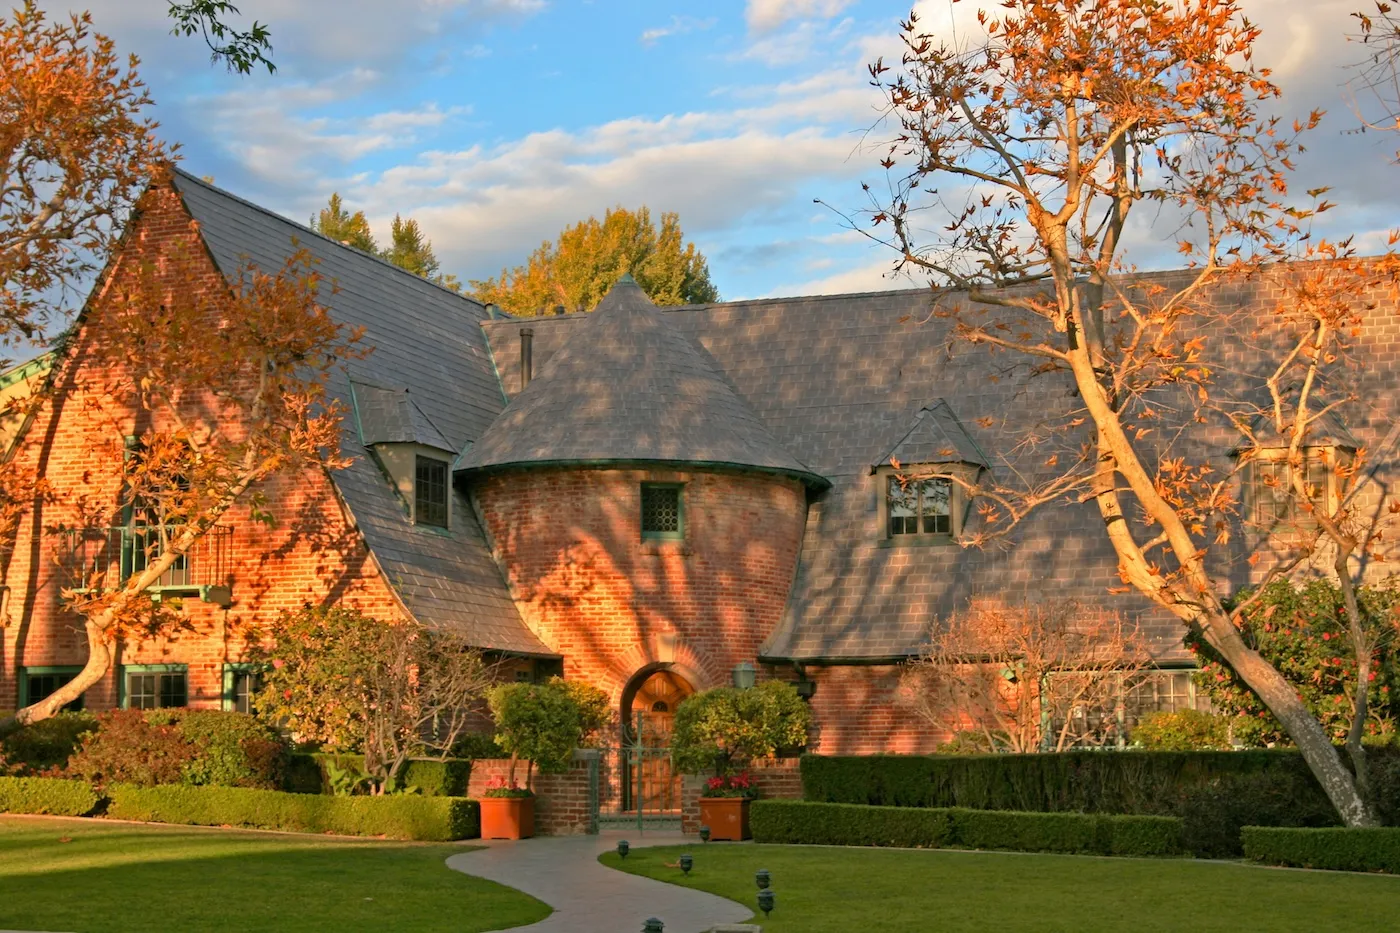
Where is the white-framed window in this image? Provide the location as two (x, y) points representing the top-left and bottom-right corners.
(876, 465), (973, 543)
(1244, 447), (1337, 531)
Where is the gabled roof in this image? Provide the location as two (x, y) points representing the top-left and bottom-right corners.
(169, 169), (552, 657)
(458, 276), (828, 488)
(1234, 407), (1363, 454)
(351, 379), (455, 453)
(871, 399), (991, 471)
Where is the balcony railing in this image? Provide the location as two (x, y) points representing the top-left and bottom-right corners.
(62, 524), (233, 596)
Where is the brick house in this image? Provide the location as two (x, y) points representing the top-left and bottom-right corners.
(3, 170), (1396, 766)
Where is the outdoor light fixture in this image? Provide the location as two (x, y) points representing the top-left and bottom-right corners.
(643, 918), (664, 933)
(794, 676), (816, 699)
(617, 840), (630, 859)
(699, 825), (711, 843)
(757, 889), (775, 917)
(679, 853), (693, 876)
(731, 661), (757, 690)
(755, 869), (771, 890)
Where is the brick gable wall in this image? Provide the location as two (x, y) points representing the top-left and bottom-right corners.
(0, 184), (405, 712)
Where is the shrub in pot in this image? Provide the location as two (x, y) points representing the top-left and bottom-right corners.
(670, 680), (810, 840)
(483, 680), (595, 839)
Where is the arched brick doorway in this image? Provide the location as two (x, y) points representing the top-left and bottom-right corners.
(619, 665), (695, 813)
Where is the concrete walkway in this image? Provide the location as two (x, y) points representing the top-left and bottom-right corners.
(447, 831), (754, 933)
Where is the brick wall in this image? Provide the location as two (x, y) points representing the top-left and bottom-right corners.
(467, 751), (597, 836)
(802, 664), (950, 755)
(0, 183), (405, 712)
(473, 467), (807, 710)
(679, 758), (803, 833)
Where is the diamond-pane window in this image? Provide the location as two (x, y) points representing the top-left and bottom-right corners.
(415, 456), (449, 528)
(641, 484), (683, 540)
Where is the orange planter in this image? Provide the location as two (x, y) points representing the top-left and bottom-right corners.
(479, 795), (535, 840)
(698, 796), (751, 841)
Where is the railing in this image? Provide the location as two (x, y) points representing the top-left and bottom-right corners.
(61, 524), (233, 594)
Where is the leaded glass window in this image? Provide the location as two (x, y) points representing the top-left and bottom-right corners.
(1248, 451), (1331, 529)
(415, 456), (449, 528)
(641, 484), (683, 540)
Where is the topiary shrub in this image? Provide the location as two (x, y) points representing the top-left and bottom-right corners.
(1244, 826), (1400, 874)
(488, 681), (592, 791)
(751, 799), (954, 847)
(0, 776), (101, 816)
(1, 712), (98, 774)
(670, 681), (810, 777)
(1131, 709), (1232, 751)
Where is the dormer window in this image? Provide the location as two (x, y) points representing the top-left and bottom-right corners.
(1245, 447), (1337, 531)
(888, 475), (952, 536)
(415, 456), (449, 528)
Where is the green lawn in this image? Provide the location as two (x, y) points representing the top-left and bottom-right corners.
(0, 816), (550, 933)
(600, 844), (1400, 932)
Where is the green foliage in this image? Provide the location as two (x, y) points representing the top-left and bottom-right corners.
(311, 193), (376, 253)
(1176, 769), (1338, 858)
(1244, 826), (1400, 874)
(0, 776), (100, 815)
(282, 753), (473, 797)
(1187, 579), (1400, 745)
(1, 712), (97, 773)
(167, 0), (275, 75)
(670, 681), (810, 775)
(470, 205), (720, 315)
(383, 215), (441, 280)
(66, 710), (195, 786)
(450, 732), (505, 760)
(750, 800), (1182, 856)
(65, 710), (287, 790)
(548, 677), (610, 745)
(488, 681), (586, 784)
(106, 783), (479, 840)
(1131, 709), (1233, 751)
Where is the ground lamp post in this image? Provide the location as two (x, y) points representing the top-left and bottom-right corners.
(642, 918), (664, 933)
(755, 869), (770, 890)
(757, 889), (775, 918)
(699, 825), (711, 842)
(617, 840), (630, 859)
(679, 854), (693, 876)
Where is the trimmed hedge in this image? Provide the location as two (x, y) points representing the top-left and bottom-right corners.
(1244, 826), (1400, 874)
(282, 754), (473, 796)
(750, 800), (1182, 856)
(0, 776), (101, 816)
(106, 783), (479, 840)
(800, 750), (1331, 814)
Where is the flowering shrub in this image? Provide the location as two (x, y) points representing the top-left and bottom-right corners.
(1187, 579), (1400, 746)
(703, 771), (757, 799)
(481, 774), (534, 798)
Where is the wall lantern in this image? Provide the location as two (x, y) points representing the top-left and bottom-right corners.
(731, 661), (757, 690)
(794, 676), (816, 699)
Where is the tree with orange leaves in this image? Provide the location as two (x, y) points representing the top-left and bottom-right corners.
(0, 243), (364, 735)
(858, 0), (1398, 825)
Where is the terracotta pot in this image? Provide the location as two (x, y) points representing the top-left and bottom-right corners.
(479, 795), (535, 840)
(698, 796), (751, 841)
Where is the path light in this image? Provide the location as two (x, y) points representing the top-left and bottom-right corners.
(755, 869), (770, 890)
(757, 889), (775, 918)
(679, 853), (693, 876)
(642, 918), (664, 933)
(731, 661), (757, 690)
(617, 840), (630, 859)
(699, 825), (711, 843)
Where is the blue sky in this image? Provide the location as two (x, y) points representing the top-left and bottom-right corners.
(35, 0), (1400, 302)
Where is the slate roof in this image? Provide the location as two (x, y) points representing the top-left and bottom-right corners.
(458, 276), (827, 488)
(481, 269), (1400, 664)
(351, 380), (455, 452)
(170, 170), (553, 657)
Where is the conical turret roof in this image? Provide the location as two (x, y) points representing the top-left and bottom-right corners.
(459, 276), (827, 487)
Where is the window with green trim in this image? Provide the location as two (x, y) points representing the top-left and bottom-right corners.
(20, 666), (84, 711)
(122, 664), (187, 710)
(222, 663), (262, 714)
(414, 456), (449, 528)
(640, 483), (683, 540)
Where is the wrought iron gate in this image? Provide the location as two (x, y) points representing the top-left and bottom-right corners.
(592, 711), (682, 831)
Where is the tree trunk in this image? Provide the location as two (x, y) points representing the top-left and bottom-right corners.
(0, 618), (111, 739)
(1198, 609), (1378, 826)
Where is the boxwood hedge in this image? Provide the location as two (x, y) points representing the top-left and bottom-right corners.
(1243, 826), (1400, 874)
(107, 783), (479, 840)
(0, 776), (101, 816)
(751, 799), (1182, 856)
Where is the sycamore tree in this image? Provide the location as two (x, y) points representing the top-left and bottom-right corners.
(0, 240), (364, 735)
(470, 205), (719, 315)
(859, 0), (1398, 825)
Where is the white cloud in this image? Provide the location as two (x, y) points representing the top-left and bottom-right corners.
(746, 0), (856, 35)
(640, 16), (716, 46)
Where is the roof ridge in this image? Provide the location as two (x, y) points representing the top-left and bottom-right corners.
(171, 167), (486, 308)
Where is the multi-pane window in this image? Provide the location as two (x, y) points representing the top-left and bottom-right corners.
(224, 665), (262, 714)
(1248, 451), (1331, 529)
(887, 476), (952, 537)
(125, 667), (187, 710)
(1126, 671), (1210, 725)
(22, 668), (84, 711)
(415, 456), (449, 528)
(641, 484), (683, 540)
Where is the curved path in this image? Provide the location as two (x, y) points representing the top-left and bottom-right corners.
(447, 831), (753, 933)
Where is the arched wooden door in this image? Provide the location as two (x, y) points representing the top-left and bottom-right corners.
(621, 668), (693, 812)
